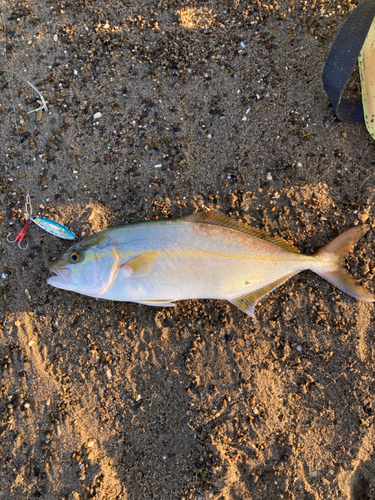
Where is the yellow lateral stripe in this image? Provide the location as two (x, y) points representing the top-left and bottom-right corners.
(81, 246), (314, 264)
(116, 248), (312, 263)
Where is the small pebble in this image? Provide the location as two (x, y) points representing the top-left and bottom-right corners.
(266, 173), (272, 181)
(93, 112), (102, 120)
(154, 164), (162, 168)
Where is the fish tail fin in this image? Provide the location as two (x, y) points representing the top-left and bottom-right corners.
(312, 226), (374, 302)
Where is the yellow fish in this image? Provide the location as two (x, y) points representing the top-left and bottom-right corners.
(47, 211), (374, 317)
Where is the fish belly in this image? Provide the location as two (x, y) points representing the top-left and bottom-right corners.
(103, 256), (308, 302)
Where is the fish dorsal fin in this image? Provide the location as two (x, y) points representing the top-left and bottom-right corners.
(229, 273), (296, 318)
(183, 211), (300, 254)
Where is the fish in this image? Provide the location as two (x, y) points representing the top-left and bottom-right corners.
(47, 211), (374, 317)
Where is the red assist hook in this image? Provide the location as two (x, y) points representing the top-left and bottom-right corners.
(7, 220), (31, 250)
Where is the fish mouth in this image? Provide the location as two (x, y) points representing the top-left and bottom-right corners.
(47, 266), (71, 285)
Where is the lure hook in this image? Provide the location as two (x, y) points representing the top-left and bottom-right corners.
(6, 220), (30, 250)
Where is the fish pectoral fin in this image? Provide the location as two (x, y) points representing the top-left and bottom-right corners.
(120, 252), (158, 279)
(183, 210), (300, 254)
(229, 273), (295, 318)
(133, 299), (176, 307)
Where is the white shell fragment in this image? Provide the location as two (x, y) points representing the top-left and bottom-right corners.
(93, 112), (102, 120)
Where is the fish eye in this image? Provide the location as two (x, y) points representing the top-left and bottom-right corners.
(69, 251), (81, 264)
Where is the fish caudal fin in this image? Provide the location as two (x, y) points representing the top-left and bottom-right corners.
(312, 226), (374, 302)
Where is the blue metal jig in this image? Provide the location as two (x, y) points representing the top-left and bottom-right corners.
(31, 216), (76, 240)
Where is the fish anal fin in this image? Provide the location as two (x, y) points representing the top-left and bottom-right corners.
(183, 210), (300, 254)
(120, 252), (157, 279)
(229, 273), (296, 318)
(134, 299), (176, 307)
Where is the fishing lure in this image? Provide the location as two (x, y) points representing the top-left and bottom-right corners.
(7, 195), (76, 249)
(31, 216), (76, 240)
(7, 216), (76, 249)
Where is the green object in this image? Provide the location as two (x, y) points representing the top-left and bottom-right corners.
(322, 0), (375, 133)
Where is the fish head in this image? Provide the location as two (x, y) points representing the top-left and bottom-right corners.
(47, 233), (120, 296)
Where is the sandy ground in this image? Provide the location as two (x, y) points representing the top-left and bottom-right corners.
(1, 0), (375, 499)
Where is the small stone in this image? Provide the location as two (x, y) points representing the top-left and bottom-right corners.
(359, 213), (369, 222)
(46, 140), (58, 150)
(87, 440), (95, 448)
(266, 172), (272, 181)
(154, 164), (162, 168)
(93, 112), (102, 120)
